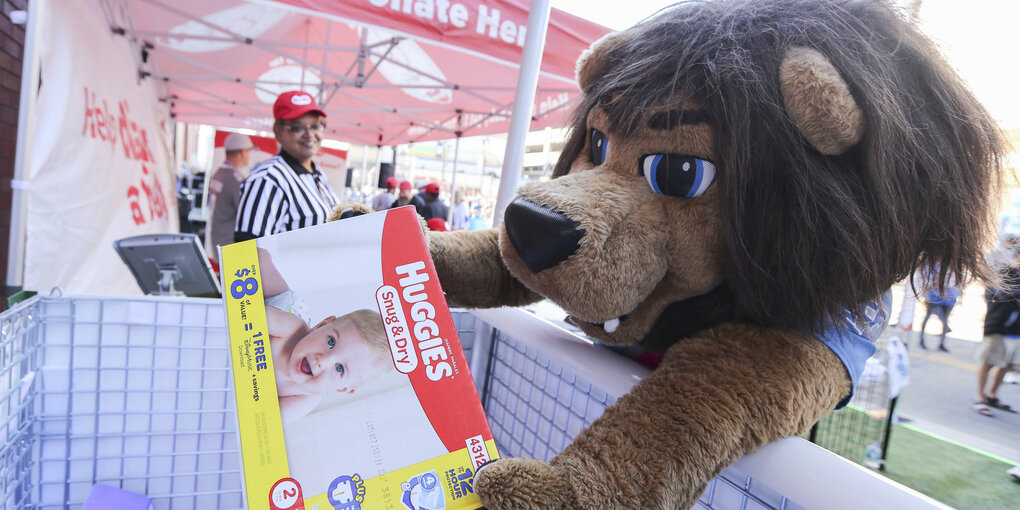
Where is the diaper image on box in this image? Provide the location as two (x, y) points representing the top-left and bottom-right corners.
(400, 470), (445, 510)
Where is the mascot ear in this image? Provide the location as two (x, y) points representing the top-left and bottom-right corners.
(576, 30), (634, 93)
(780, 46), (864, 156)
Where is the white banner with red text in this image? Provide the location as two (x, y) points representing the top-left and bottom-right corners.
(22, 0), (178, 295)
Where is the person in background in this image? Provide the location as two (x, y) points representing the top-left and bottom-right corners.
(975, 241), (1020, 417)
(235, 91), (338, 241)
(391, 180), (426, 216)
(206, 133), (253, 264)
(373, 177), (399, 212)
(420, 182), (449, 222)
(918, 270), (961, 352)
(450, 190), (469, 230)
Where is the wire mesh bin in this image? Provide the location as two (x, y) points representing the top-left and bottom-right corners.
(2, 295), (243, 509)
(0, 295), (485, 510)
(473, 314), (807, 510)
(0, 295), (945, 510)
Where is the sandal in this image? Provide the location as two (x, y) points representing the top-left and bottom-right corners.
(973, 402), (994, 417)
(985, 397), (1018, 413)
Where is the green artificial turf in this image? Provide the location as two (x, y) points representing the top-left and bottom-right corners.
(809, 406), (1020, 509)
(880, 424), (1020, 510)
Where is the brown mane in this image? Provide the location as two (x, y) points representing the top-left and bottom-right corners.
(554, 0), (1005, 330)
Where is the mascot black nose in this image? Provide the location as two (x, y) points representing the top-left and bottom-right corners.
(503, 197), (585, 273)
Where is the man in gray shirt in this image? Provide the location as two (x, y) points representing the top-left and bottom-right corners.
(206, 133), (253, 264)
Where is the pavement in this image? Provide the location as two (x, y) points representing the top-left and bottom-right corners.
(885, 283), (1020, 464)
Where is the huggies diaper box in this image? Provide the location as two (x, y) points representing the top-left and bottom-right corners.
(220, 206), (496, 510)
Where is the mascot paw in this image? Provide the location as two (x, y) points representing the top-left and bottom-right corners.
(328, 201), (373, 221)
(474, 458), (575, 510)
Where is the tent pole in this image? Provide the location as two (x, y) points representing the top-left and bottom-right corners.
(491, 0), (551, 228)
(448, 135), (462, 224)
(439, 140), (447, 185)
(391, 145), (398, 180)
(5, 0), (46, 295)
(360, 144), (369, 193)
(447, 112), (463, 224)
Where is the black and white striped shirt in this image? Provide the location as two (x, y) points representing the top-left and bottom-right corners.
(234, 151), (339, 241)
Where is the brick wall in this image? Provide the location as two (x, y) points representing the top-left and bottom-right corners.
(0, 0), (26, 302)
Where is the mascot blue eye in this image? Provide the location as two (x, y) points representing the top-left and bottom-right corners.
(590, 129), (609, 165)
(639, 154), (716, 198)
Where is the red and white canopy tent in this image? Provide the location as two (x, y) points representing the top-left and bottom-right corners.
(8, 0), (609, 295)
(121, 0), (609, 145)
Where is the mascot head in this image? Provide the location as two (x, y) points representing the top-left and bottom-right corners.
(499, 0), (1004, 346)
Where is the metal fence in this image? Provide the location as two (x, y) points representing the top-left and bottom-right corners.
(809, 351), (895, 470)
(0, 295), (945, 509)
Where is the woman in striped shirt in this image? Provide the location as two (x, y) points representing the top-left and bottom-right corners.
(234, 91), (339, 241)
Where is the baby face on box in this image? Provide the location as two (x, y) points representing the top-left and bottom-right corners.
(272, 310), (391, 397)
(258, 248), (397, 425)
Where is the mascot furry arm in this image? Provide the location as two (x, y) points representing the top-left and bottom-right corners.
(426, 1), (1004, 508)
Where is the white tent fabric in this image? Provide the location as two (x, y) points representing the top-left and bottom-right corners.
(21, 0), (178, 295)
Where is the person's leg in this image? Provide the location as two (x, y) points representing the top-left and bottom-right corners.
(944, 304), (955, 333)
(988, 365), (1008, 401)
(988, 336), (1018, 403)
(938, 305), (951, 352)
(977, 362), (994, 402)
(975, 362), (996, 416)
(984, 365), (1018, 412)
(919, 307), (934, 348)
(976, 335), (1015, 411)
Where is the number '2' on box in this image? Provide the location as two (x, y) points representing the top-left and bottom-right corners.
(220, 206), (497, 510)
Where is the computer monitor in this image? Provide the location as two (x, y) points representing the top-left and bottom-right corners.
(113, 233), (221, 297)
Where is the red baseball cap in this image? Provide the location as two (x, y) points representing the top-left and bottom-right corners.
(273, 91), (326, 120)
(385, 177), (399, 188)
(424, 183), (441, 194)
(426, 218), (449, 231)
(399, 180), (413, 191)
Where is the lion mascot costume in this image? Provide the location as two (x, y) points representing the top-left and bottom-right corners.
(345, 0), (1004, 508)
